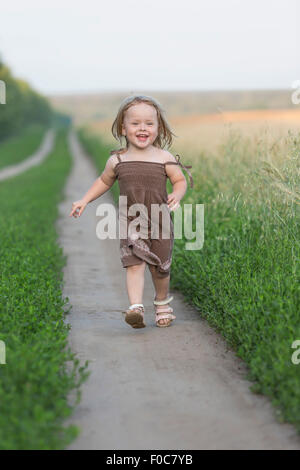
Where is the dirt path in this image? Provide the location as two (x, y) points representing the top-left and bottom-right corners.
(58, 128), (300, 450)
(0, 129), (55, 181)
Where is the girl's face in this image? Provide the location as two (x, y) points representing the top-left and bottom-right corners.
(122, 103), (159, 150)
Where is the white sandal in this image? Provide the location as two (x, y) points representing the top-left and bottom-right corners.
(153, 295), (176, 328)
(122, 304), (146, 329)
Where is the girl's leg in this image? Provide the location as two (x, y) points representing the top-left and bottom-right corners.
(126, 261), (146, 305)
(148, 265), (170, 326)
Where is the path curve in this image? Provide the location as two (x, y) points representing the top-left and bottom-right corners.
(0, 128), (55, 181)
(57, 128), (300, 450)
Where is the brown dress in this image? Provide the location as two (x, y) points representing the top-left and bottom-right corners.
(112, 153), (193, 278)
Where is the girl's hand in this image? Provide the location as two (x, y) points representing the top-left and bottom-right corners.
(167, 192), (181, 212)
(69, 200), (87, 218)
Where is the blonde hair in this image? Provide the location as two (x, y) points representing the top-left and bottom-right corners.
(110, 95), (176, 155)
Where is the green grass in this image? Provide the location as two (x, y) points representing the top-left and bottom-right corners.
(0, 126), (89, 450)
(0, 124), (48, 170)
(77, 125), (300, 433)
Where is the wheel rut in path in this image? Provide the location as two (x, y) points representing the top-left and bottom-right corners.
(0, 128), (55, 181)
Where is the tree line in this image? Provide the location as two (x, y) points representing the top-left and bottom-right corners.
(0, 55), (71, 141)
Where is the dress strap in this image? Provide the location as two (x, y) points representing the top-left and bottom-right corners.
(116, 152), (122, 163)
(165, 154), (194, 189)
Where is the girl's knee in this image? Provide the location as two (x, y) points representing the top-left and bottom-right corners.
(148, 264), (170, 280)
(127, 262), (146, 273)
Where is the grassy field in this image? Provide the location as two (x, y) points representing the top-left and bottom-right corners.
(76, 110), (300, 432)
(87, 108), (300, 156)
(0, 124), (48, 170)
(0, 126), (89, 450)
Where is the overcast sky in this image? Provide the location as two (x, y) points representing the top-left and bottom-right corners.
(0, 0), (299, 94)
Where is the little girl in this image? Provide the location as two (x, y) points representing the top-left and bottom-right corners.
(69, 95), (193, 329)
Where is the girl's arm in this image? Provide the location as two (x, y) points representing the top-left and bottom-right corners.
(165, 154), (187, 211)
(69, 156), (117, 217)
(81, 175), (112, 205)
(83, 155), (118, 203)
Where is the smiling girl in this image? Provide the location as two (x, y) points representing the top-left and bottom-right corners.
(69, 95), (193, 328)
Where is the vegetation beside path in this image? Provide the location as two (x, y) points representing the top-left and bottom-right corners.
(0, 126), (89, 450)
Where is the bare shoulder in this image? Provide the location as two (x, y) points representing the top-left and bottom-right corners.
(106, 153), (119, 169)
(162, 150), (185, 183)
(160, 149), (177, 163)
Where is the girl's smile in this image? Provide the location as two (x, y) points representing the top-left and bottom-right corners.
(137, 134), (149, 142)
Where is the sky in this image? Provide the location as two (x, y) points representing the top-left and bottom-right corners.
(0, 0), (299, 95)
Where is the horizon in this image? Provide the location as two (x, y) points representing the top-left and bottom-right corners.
(46, 87), (293, 97)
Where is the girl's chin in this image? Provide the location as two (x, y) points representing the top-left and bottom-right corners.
(131, 140), (152, 147)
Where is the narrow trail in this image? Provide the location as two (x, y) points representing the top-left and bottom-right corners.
(0, 129), (55, 181)
(58, 128), (300, 450)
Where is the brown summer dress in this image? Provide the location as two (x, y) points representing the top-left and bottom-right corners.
(105, 152), (193, 279)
